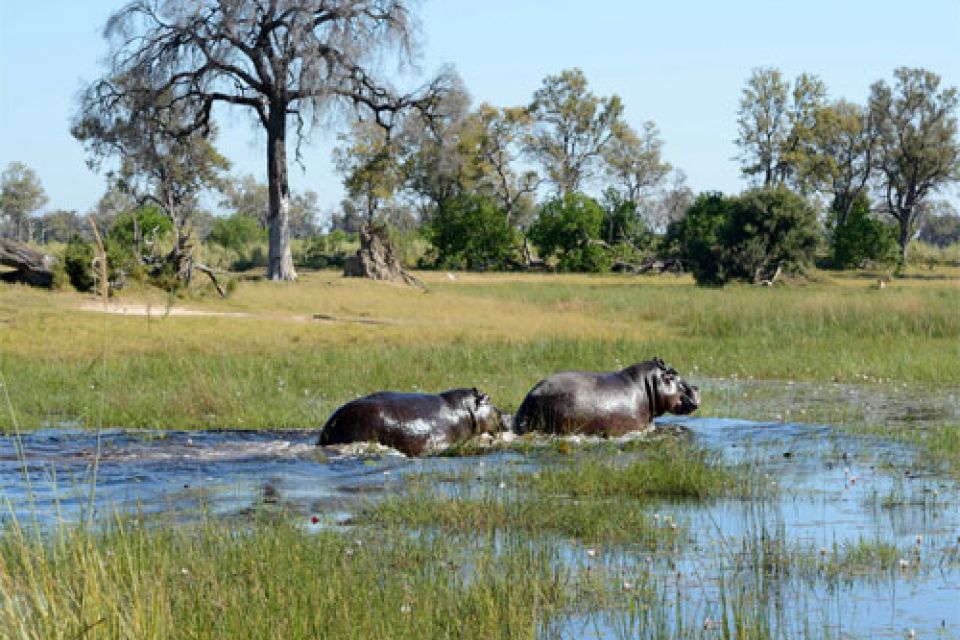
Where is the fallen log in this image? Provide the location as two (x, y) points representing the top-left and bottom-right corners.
(0, 239), (56, 287)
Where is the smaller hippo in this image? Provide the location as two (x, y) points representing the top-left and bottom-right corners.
(317, 388), (505, 456)
(513, 358), (700, 436)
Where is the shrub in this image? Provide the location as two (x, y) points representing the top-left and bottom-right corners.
(108, 205), (173, 252)
(667, 188), (820, 286)
(664, 192), (732, 286)
(427, 194), (519, 270)
(529, 193), (609, 272)
(830, 195), (898, 268)
(207, 214), (265, 252)
(63, 236), (95, 291)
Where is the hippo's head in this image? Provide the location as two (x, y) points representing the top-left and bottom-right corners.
(649, 358), (700, 416)
(470, 388), (510, 434)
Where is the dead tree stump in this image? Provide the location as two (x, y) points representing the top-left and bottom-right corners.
(0, 239), (56, 287)
(344, 224), (423, 288)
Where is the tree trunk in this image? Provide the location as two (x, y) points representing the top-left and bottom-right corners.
(898, 213), (911, 268)
(266, 108), (297, 281)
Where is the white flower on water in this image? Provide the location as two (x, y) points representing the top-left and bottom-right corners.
(585, 548), (596, 559)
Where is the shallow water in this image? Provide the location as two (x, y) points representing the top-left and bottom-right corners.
(2, 381), (958, 638)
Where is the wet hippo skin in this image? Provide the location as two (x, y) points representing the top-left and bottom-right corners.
(513, 358), (700, 436)
(318, 388), (504, 456)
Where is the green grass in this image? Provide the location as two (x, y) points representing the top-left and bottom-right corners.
(0, 514), (597, 640)
(1, 269), (958, 430)
(360, 439), (752, 547)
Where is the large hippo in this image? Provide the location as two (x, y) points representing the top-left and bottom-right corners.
(513, 358), (700, 436)
(317, 388), (505, 456)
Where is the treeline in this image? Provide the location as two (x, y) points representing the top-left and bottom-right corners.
(2, 66), (959, 289)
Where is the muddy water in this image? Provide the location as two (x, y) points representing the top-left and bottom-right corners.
(1, 379), (958, 637)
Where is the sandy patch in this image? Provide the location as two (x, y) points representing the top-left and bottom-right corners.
(78, 302), (253, 318)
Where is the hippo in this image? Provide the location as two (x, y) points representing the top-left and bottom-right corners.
(513, 358), (700, 436)
(317, 388), (505, 456)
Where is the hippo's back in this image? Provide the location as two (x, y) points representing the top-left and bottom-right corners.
(318, 391), (467, 455)
(514, 370), (647, 435)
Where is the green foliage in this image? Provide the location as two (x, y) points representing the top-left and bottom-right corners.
(63, 236), (94, 292)
(668, 188), (820, 286)
(665, 192), (733, 286)
(529, 193), (609, 272)
(427, 194), (518, 270)
(206, 214), (265, 252)
(600, 189), (652, 250)
(830, 195), (898, 268)
(721, 187), (821, 282)
(527, 68), (625, 194)
(108, 205), (174, 251)
(1, 161), (48, 241)
(869, 67), (960, 264)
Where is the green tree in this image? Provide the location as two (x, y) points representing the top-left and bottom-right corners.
(476, 103), (539, 227)
(526, 68), (625, 195)
(528, 193), (609, 272)
(207, 214), (266, 253)
(665, 192), (734, 286)
(334, 120), (406, 222)
(720, 187), (821, 283)
(109, 205), (174, 253)
(869, 67), (960, 266)
(35, 209), (83, 244)
(603, 121), (671, 205)
(830, 194), (898, 268)
(1, 162), (48, 242)
(427, 194), (518, 270)
(667, 188), (820, 286)
(220, 175), (270, 226)
(736, 68), (826, 188)
(805, 99), (876, 229)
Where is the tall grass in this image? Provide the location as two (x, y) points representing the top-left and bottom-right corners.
(0, 513), (597, 640)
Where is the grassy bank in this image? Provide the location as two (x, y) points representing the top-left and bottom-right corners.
(1, 269), (957, 431)
(0, 515), (594, 640)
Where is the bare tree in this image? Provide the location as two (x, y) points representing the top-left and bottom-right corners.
(869, 67), (960, 265)
(82, 0), (448, 281)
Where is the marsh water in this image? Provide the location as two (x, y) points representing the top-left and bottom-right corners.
(2, 378), (958, 638)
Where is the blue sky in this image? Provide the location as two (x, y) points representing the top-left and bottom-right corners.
(1, 0), (958, 217)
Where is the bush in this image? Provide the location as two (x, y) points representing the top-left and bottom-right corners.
(427, 194), (519, 270)
(830, 195), (898, 268)
(62, 236), (125, 292)
(667, 188), (820, 286)
(529, 193), (609, 272)
(721, 187), (820, 282)
(63, 236), (94, 291)
(207, 214), (265, 252)
(664, 192), (732, 286)
(108, 205), (174, 252)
